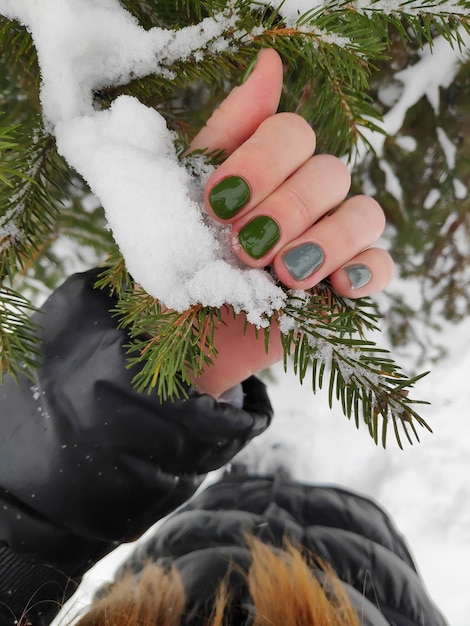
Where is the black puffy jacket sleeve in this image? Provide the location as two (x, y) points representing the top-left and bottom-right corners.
(0, 269), (273, 625)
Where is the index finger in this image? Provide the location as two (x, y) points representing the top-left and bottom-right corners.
(189, 49), (284, 156)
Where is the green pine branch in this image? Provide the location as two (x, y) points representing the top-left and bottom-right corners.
(96, 257), (431, 448)
(90, 1), (470, 155)
(2, 1), (468, 444)
(0, 120), (110, 375)
(278, 287), (430, 448)
(1, 123), (66, 280)
(0, 285), (40, 382)
(0, 122), (43, 378)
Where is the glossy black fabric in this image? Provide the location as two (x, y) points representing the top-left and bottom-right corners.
(115, 472), (448, 626)
(0, 270), (273, 625)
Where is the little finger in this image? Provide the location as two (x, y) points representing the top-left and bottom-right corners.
(330, 247), (395, 297)
(273, 195), (386, 289)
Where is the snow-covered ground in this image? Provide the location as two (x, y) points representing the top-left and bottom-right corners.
(55, 312), (470, 626)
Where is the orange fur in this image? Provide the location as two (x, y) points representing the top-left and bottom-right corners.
(74, 563), (185, 626)
(71, 538), (360, 626)
(246, 538), (360, 626)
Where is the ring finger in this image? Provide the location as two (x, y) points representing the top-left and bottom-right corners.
(273, 195), (386, 289)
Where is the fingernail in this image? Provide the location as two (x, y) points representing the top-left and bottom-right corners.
(238, 216), (280, 259)
(209, 176), (251, 220)
(283, 243), (324, 281)
(345, 264), (372, 290)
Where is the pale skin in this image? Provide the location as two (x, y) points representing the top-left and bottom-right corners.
(188, 49), (394, 397)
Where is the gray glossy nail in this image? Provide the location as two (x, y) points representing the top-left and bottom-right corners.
(345, 264), (372, 290)
(283, 243), (324, 281)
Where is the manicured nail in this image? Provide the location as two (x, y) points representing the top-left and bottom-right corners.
(209, 176), (251, 220)
(283, 243), (324, 281)
(238, 216), (280, 259)
(345, 264), (372, 290)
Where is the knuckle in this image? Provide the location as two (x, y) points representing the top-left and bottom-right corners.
(316, 154), (351, 192)
(283, 185), (312, 224)
(359, 195), (386, 232)
(260, 112), (316, 147)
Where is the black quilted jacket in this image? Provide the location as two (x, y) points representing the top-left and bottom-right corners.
(118, 472), (447, 626)
(0, 270), (447, 625)
(0, 270), (272, 624)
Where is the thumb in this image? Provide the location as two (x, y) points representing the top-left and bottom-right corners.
(189, 48), (284, 156)
(190, 309), (285, 398)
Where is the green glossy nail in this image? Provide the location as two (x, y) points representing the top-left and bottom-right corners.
(283, 243), (324, 281)
(238, 216), (280, 259)
(345, 264), (372, 290)
(209, 176), (250, 220)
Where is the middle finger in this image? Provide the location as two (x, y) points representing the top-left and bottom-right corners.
(205, 112), (316, 222)
(231, 154), (351, 266)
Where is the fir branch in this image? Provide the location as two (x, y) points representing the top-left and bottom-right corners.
(0, 17), (40, 119)
(0, 284), (40, 382)
(0, 121), (110, 282)
(4, 0), (465, 445)
(0, 119), (110, 373)
(94, 1), (469, 155)
(112, 284), (223, 401)
(0, 122), (34, 187)
(99, 250), (431, 448)
(277, 287), (431, 448)
(95, 246), (133, 298)
(0, 124), (62, 377)
(97, 258), (220, 401)
(1, 126), (62, 276)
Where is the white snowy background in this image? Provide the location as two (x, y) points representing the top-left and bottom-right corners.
(0, 1), (468, 624)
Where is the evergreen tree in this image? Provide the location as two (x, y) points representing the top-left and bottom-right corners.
(1, 0), (469, 447)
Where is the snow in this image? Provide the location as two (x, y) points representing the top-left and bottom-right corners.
(454, 178), (468, 200)
(437, 126), (457, 170)
(54, 94), (284, 321)
(0, 0), (240, 125)
(379, 158), (403, 203)
(395, 134), (417, 153)
(1, 0), (469, 624)
(0, 0), (285, 325)
(359, 29), (470, 159)
(424, 188), (442, 210)
(256, 0), (467, 24)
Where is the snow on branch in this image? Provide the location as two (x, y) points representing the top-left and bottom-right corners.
(254, 0), (468, 24)
(0, 0), (289, 324)
(1, 0), (454, 443)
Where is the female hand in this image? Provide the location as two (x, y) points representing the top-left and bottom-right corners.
(189, 49), (394, 397)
